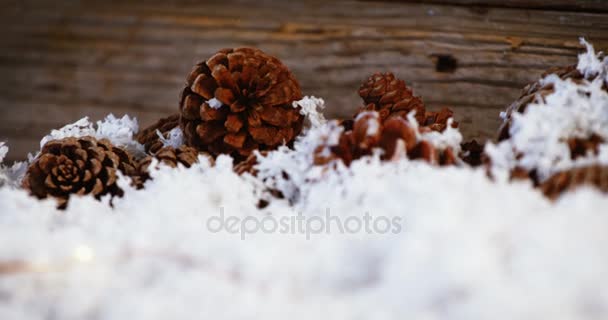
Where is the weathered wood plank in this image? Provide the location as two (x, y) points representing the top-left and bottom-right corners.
(1, 0), (607, 162)
(389, 0), (608, 12)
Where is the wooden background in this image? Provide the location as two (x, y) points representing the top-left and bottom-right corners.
(1, 0), (608, 161)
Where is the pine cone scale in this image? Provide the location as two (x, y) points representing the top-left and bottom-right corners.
(182, 94), (202, 121)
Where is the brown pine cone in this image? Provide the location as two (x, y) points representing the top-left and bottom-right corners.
(498, 65), (584, 141)
(134, 145), (212, 188)
(357, 72), (426, 125)
(421, 107), (459, 133)
(314, 112), (457, 167)
(540, 165), (608, 200)
(136, 114), (180, 154)
(179, 47), (304, 162)
(22, 137), (136, 209)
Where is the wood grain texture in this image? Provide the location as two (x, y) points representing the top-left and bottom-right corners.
(378, 0), (608, 12)
(1, 0), (607, 161)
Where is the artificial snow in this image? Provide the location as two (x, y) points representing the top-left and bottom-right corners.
(2, 146), (608, 320)
(40, 114), (146, 159)
(1, 42), (608, 320)
(0, 142), (7, 163)
(577, 38), (608, 80)
(157, 127), (184, 149)
(208, 98), (223, 109)
(0, 143), (28, 189)
(294, 96), (327, 128)
(421, 118), (463, 152)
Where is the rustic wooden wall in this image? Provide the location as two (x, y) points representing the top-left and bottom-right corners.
(1, 0), (608, 161)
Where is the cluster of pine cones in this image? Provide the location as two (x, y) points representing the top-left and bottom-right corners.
(20, 46), (608, 208)
(237, 71), (480, 175)
(311, 72), (462, 167)
(22, 47), (305, 209)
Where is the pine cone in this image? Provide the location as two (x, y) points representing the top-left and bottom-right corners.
(136, 114), (180, 154)
(540, 165), (608, 200)
(357, 72), (426, 125)
(314, 112), (457, 167)
(134, 145), (212, 188)
(179, 47), (304, 161)
(498, 65), (584, 141)
(421, 107), (459, 133)
(22, 137), (136, 209)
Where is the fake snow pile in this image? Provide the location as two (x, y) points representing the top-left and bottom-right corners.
(1, 42), (608, 320)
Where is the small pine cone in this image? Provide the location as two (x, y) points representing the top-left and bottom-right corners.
(357, 72), (426, 124)
(421, 107), (459, 132)
(498, 65), (583, 141)
(314, 111), (456, 167)
(179, 47), (304, 161)
(136, 114), (180, 154)
(540, 165), (608, 200)
(460, 139), (485, 167)
(134, 145), (212, 188)
(22, 137), (136, 209)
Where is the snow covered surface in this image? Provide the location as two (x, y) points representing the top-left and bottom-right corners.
(2, 149), (608, 320)
(294, 96), (327, 128)
(1, 45), (608, 320)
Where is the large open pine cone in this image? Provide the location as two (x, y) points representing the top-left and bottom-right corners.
(540, 165), (608, 200)
(179, 47), (304, 161)
(357, 72), (426, 125)
(498, 65), (584, 141)
(314, 112), (457, 167)
(133, 145), (212, 188)
(136, 114), (180, 154)
(22, 137), (136, 209)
